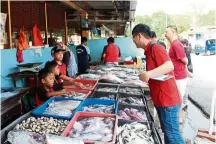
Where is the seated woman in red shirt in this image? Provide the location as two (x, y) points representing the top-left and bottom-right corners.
(102, 37), (121, 67)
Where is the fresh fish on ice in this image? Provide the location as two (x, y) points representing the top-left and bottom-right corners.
(46, 134), (84, 144)
(97, 87), (117, 93)
(7, 130), (45, 144)
(118, 108), (147, 121)
(83, 104), (114, 114)
(99, 73), (125, 84)
(119, 87), (142, 95)
(43, 100), (81, 117)
(119, 97), (143, 106)
(79, 74), (101, 80)
(98, 94), (115, 100)
(68, 117), (114, 142)
(116, 122), (154, 144)
(63, 92), (87, 99)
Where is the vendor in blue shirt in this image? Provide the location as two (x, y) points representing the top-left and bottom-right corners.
(76, 37), (90, 74)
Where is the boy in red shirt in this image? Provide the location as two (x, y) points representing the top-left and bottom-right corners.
(51, 46), (84, 88)
(37, 68), (73, 105)
(132, 24), (185, 144)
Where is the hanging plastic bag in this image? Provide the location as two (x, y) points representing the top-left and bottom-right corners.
(18, 28), (29, 50)
(16, 49), (24, 63)
(33, 24), (43, 46)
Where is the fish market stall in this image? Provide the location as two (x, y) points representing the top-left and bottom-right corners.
(1, 65), (161, 144)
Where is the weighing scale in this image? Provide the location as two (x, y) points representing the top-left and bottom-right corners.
(17, 62), (43, 72)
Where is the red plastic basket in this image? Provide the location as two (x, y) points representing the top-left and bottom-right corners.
(65, 79), (98, 91)
(65, 89), (92, 100)
(61, 112), (118, 144)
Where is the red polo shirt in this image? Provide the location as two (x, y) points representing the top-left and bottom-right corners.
(169, 39), (187, 80)
(105, 43), (119, 63)
(145, 41), (181, 107)
(56, 62), (67, 76)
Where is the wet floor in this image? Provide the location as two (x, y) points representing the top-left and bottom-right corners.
(147, 98), (215, 143)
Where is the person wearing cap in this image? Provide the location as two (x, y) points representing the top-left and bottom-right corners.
(51, 46), (84, 88)
(101, 37), (121, 66)
(76, 37), (90, 74)
(57, 42), (78, 77)
(132, 24), (185, 144)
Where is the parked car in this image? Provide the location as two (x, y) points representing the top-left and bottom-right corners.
(194, 39), (216, 55)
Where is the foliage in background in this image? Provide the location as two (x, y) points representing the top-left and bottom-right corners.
(128, 10), (216, 39)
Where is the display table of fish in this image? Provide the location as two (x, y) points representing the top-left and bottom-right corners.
(119, 97), (143, 106)
(83, 104), (114, 114)
(43, 100), (81, 117)
(119, 87), (142, 95)
(68, 117), (114, 142)
(97, 87), (117, 93)
(118, 108), (147, 121)
(64, 92), (87, 99)
(13, 117), (69, 135)
(116, 122), (154, 144)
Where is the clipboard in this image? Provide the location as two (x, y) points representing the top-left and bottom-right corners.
(151, 75), (173, 81)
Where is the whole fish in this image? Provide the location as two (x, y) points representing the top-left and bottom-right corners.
(119, 87), (142, 95)
(97, 87), (117, 93)
(116, 122), (154, 144)
(119, 97), (143, 106)
(118, 108), (147, 121)
(68, 117), (114, 142)
(83, 104), (114, 114)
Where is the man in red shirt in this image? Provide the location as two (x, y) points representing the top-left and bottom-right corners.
(132, 24), (185, 144)
(102, 37), (121, 67)
(165, 25), (188, 123)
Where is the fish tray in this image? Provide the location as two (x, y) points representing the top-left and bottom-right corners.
(95, 83), (119, 93)
(118, 93), (147, 107)
(117, 103), (153, 123)
(61, 112), (118, 144)
(32, 97), (82, 120)
(64, 79), (98, 91)
(118, 85), (143, 96)
(117, 119), (162, 144)
(91, 91), (118, 101)
(1, 111), (32, 144)
(62, 89), (92, 100)
(78, 98), (118, 114)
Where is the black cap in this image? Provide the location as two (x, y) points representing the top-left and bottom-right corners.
(51, 46), (65, 55)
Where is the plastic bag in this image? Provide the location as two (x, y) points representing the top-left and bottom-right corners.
(18, 29), (29, 50)
(7, 130), (45, 144)
(33, 25), (43, 46)
(46, 134), (84, 144)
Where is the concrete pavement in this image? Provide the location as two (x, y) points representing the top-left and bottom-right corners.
(187, 54), (216, 119)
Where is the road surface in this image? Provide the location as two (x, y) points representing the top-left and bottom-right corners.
(187, 54), (216, 119)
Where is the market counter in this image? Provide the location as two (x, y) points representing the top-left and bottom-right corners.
(1, 87), (30, 129)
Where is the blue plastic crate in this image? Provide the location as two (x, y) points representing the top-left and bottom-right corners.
(78, 98), (118, 114)
(32, 97), (82, 120)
